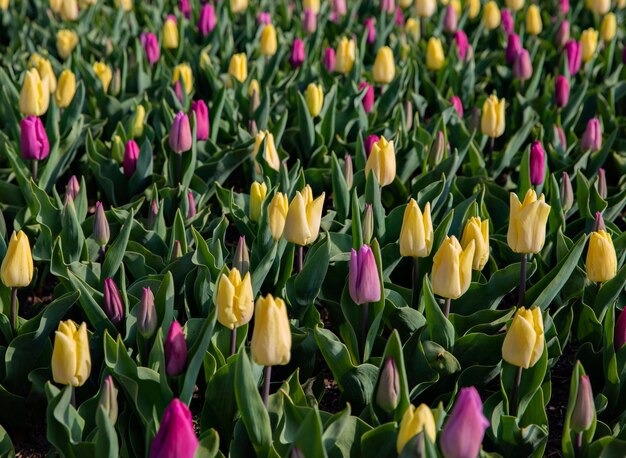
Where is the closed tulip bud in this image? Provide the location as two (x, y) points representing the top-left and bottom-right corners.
(163, 16), (179, 49)
(362, 203), (374, 244)
(426, 37), (445, 70)
(66, 175), (80, 200)
(565, 40), (582, 75)
(253, 130), (280, 170)
(365, 136), (396, 187)
(467, 0), (480, 19)
(305, 83), (324, 117)
(233, 236), (250, 275)
(165, 321), (187, 376)
(529, 141), (545, 186)
(169, 112), (192, 154)
(601, 13), (616, 42)
(55, 69), (76, 109)
(451, 95), (464, 117)
(183, 192), (195, 220)
(505, 0), (524, 11)
(623, 46), (626, 65)
(444, 5), (458, 32)
(92, 61), (112, 93)
(59, 0), (78, 20)
(502, 306), (544, 368)
(483, 1), (501, 30)
(137, 287), (157, 338)
(405, 99), (414, 129)
(501, 9), (513, 34)
(405, 18), (420, 42)
(616, 310), (626, 350)
(556, 125), (567, 151)
(228, 53), (248, 84)
(397, 404), (436, 453)
(373, 46), (395, 84)
(597, 168), (607, 198)
(132, 105), (146, 138)
(587, 0), (609, 14)
(173, 63), (193, 95)
(432, 236), (474, 300)
(123, 140), (139, 177)
(257, 11), (271, 25)
(51, 320), (91, 386)
(364, 134), (380, 157)
(198, 3), (216, 36)
(508, 189), (551, 253)
(174, 80), (184, 104)
(395, 8), (404, 26)
(454, 30), (469, 61)
(525, 4), (542, 35)
(140, 33), (160, 65)
(581, 28), (598, 63)
(513, 49), (532, 81)
(586, 218), (616, 283)
(216, 268), (254, 329)
(556, 21), (570, 49)
(284, 185), (325, 246)
(303, 0), (320, 13)
(440, 387), (489, 458)
(593, 211), (606, 232)
(323, 47), (336, 73)
(170, 240), (183, 261)
(303, 8), (317, 33)
(190, 100), (209, 141)
(103, 278), (124, 325)
(251, 294), (291, 366)
(376, 357), (399, 412)
(97, 376), (119, 426)
(571, 375), (595, 433)
(0, 0), (7, 10)
(582, 117), (602, 152)
(560, 172), (574, 212)
(336, 37), (356, 74)
(381, 0), (394, 13)
(230, 0), (247, 13)
(555, 75), (569, 108)
(56, 30), (78, 60)
(148, 199), (159, 229)
(248, 120), (258, 136)
(289, 39), (306, 68)
(93, 202), (110, 247)
(177, 0), (190, 18)
(560, 0), (570, 14)
(349, 244), (381, 305)
(364, 18), (376, 44)
(150, 398), (199, 458)
(1, 231), (34, 288)
(269, 192), (289, 240)
(332, 0), (347, 18)
(111, 135), (124, 163)
(260, 24), (277, 56)
(110, 68), (123, 97)
(343, 154), (353, 190)
(461, 217), (490, 271)
(248, 78), (260, 98)
(481, 95), (505, 138)
(415, 0), (436, 17)
(428, 131), (445, 167)
(359, 82), (375, 113)
(250, 181), (267, 222)
(20, 69), (50, 116)
(505, 33), (522, 64)
(20, 115), (49, 161)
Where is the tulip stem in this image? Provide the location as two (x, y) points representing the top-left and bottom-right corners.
(31, 160), (38, 182)
(70, 385), (76, 409)
(486, 137), (495, 168)
(98, 246), (106, 264)
(262, 365), (272, 408)
(519, 254), (527, 309)
(177, 152), (183, 185)
(10, 287), (17, 334)
(297, 246), (304, 273)
(574, 432), (583, 458)
(510, 365), (523, 416)
(361, 302), (369, 362)
(230, 327), (237, 356)
(412, 257), (420, 308)
(443, 298), (451, 318)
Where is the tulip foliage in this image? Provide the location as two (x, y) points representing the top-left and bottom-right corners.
(1, 0), (626, 456)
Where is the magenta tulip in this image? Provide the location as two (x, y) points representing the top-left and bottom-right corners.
(501, 9), (513, 35)
(179, 0), (190, 19)
(565, 40), (582, 75)
(123, 140), (140, 177)
(303, 8), (316, 34)
(198, 3), (216, 36)
(20, 116), (49, 161)
(616, 309), (626, 350)
(66, 175), (80, 200)
(555, 20), (570, 49)
(323, 47), (336, 73)
(559, 0), (569, 15)
(349, 245), (381, 305)
(257, 11), (271, 25)
(513, 49), (532, 81)
(187, 191), (196, 218)
(141, 32), (160, 65)
(290, 38), (306, 68)
(359, 82), (374, 114)
(440, 387), (490, 458)
(364, 18), (376, 45)
(103, 278), (124, 325)
(149, 398), (199, 458)
(505, 33), (521, 65)
(169, 112), (192, 154)
(581, 118), (601, 152)
(530, 141), (545, 186)
(444, 5), (458, 32)
(454, 30), (469, 61)
(555, 75), (569, 108)
(190, 100), (209, 141)
(365, 134), (379, 158)
(451, 96), (464, 118)
(165, 320), (187, 376)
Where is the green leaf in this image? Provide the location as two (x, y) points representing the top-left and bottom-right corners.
(421, 275), (454, 350)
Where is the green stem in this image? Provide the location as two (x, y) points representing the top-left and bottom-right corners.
(361, 302), (369, 362)
(443, 297), (451, 318)
(412, 257), (420, 308)
(510, 366), (523, 416)
(262, 365), (272, 408)
(519, 254), (527, 309)
(10, 287), (18, 335)
(230, 327), (237, 356)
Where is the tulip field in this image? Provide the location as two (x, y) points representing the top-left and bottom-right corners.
(3, 0), (626, 456)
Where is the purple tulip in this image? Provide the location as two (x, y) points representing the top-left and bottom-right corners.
(190, 100), (209, 141)
(290, 38), (306, 68)
(257, 11), (271, 25)
(66, 175), (80, 201)
(581, 117), (601, 152)
(149, 398), (199, 458)
(565, 40), (582, 75)
(555, 75), (569, 108)
(165, 320), (187, 376)
(364, 18), (376, 45)
(381, 0), (394, 14)
(20, 116), (49, 161)
(451, 96), (464, 118)
(505, 34), (522, 65)
(349, 244), (381, 305)
(559, 0), (569, 15)
(501, 9), (513, 35)
(123, 140), (140, 177)
(93, 201), (110, 247)
(365, 135), (379, 158)
(555, 125), (567, 151)
(513, 49), (532, 81)
(359, 82), (374, 114)
(454, 30), (469, 61)
(187, 191), (196, 218)
(598, 168), (607, 198)
(198, 3), (216, 36)
(323, 47), (336, 73)
(616, 309), (626, 350)
(560, 171), (573, 211)
(103, 278), (124, 325)
(593, 211), (605, 232)
(137, 287), (157, 338)
(555, 20), (569, 49)
(303, 8), (316, 34)
(173, 80), (184, 104)
(530, 141), (545, 186)
(148, 199), (159, 229)
(440, 387), (490, 458)
(179, 0), (190, 19)
(441, 5), (457, 33)
(333, 0), (346, 18)
(141, 33), (160, 65)
(571, 375), (594, 433)
(395, 7), (404, 26)
(169, 112), (192, 154)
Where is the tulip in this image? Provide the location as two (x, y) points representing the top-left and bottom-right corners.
(362, 203), (374, 245)
(432, 236), (475, 301)
(93, 202), (110, 249)
(556, 125), (567, 151)
(426, 37), (445, 70)
(260, 24), (277, 56)
(428, 130), (445, 167)
(305, 83), (324, 117)
(365, 136), (396, 187)
(109, 68), (122, 97)
(230, 0), (247, 13)
(197, 4), (216, 36)
(565, 40), (582, 75)
(248, 79), (260, 99)
(169, 112), (192, 154)
(250, 181), (267, 222)
(92, 61), (112, 93)
(99, 376), (118, 425)
(303, 0), (320, 14)
(172, 63), (193, 95)
(507, 189), (551, 254)
(115, 0), (132, 10)
(587, 0), (609, 14)
(364, 18), (376, 45)
(571, 375), (595, 433)
(190, 100), (209, 141)
(405, 18), (420, 42)
(555, 21), (570, 49)
(59, 0), (78, 21)
(581, 117), (601, 152)
(323, 47), (336, 73)
(216, 268), (254, 330)
(251, 294), (291, 366)
(19, 69), (50, 116)
(597, 168), (607, 198)
(268, 192), (289, 240)
(258, 13), (271, 27)
(51, 320), (91, 386)
(123, 140), (139, 177)
(331, 0), (347, 18)
(505, 0), (523, 11)
(586, 216), (617, 283)
(505, 33), (522, 65)
(290, 38), (306, 68)
(55, 69), (76, 109)
(303, 8), (316, 34)
(440, 387), (489, 458)
(454, 30), (469, 61)
(178, 0), (190, 18)
(252, 130), (280, 170)
(615, 309), (626, 350)
(467, 0), (480, 19)
(460, 217), (489, 271)
(451, 95), (464, 117)
(66, 175), (80, 201)
(381, 0), (394, 13)
(513, 49), (532, 82)
(1, 230), (33, 290)
(526, 4), (542, 35)
(601, 13), (616, 42)
(283, 185), (325, 246)
(376, 357), (399, 412)
(349, 245), (381, 305)
(359, 82), (375, 114)
(501, 9), (513, 34)
(141, 32), (160, 65)
(415, 0), (436, 17)
(555, 75), (569, 108)
(561, 172), (574, 212)
(399, 199), (433, 258)
(481, 95), (505, 138)
(529, 141), (545, 186)
(56, 29), (78, 60)
(103, 278), (124, 325)
(336, 37), (356, 74)
(137, 287), (158, 338)
(233, 236), (250, 276)
(132, 105), (146, 138)
(483, 1), (501, 30)
(164, 320), (187, 376)
(444, 5), (458, 32)
(581, 28), (598, 63)
(184, 192), (195, 220)
(150, 398), (199, 458)
(373, 46), (395, 84)
(20, 115), (49, 161)
(396, 404), (436, 453)
(163, 16), (179, 49)
(228, 53), (248, 84)
(0, 0), (7, 10)
(364, 134), (380, 157)
(502, 306), (544, 368)
(560, 0), (570, 14)
(344, 154), (354, 189)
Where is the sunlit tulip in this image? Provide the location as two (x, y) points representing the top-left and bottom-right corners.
(399, 199), (433, 258)
(216, 268), (254, 329)
(460, 217), (489, 271)
(507, 189), (551, 254)
(481, 95), (505, 138)
(305, 83), (324, 117)
(250, 181), (268, 222)
(253, 130), (280, 170)
(365, 136), (396, 187)
(426, 37), (445, 70)
(251, 294), (291, 366)
(19, 69), (50, 116)
(283, 185), (325, 246)
(396, 404), (436, 453)
(51, 320), (91, 387)
(501, 306), (544, 368)
(335, 37), (356, 74)
(373, 46), (395, 84)
(269, 192), (289, 240)
(431, 236), (474, 300)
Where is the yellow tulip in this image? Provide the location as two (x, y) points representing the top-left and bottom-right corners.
(426, 37), (445, 71)
(55, 69), (76, 109)
(50, 0), (61, 12)
(373, 46), (396, 84)
(216, 268), (254, 329)
(162, 17), (179, 49)
(501, 307), (544, 369)
(399, 0), (411, 6)
(114, 0), (132, 11)
(60, 0), (78, 21)
(56, 29), (79, 60)
(132, 105), (145, 138)
(253, 130), (280, 171)
(0, 0), (8, 10)
(450, 0), (461, 17)
(1, 231), (33, 288)
(92, 61), (112, 93)
(481, 95), (505, 138)
(600, 13), (616, 42)
(405, 18), (420, 41)
(269, 192), (289, 241)
(365, 136), (396, 187)
(172, 63), (193, 95)
(586, 0), (610, 14)
(482, 1), (501, 30)
(250, 182), (268, 222)
(396, 404), (436, 453)
(581, 28), (598, 63)
(51, 320), (91, 386)
(283, 185), (325, 246)
(526, 5), (542, 36)
(34, 57), (57, 93)
(305, 83), (324, 117)
(303, 0), (320, 13)
(336, 37), (356, 74)
(228, 53), (248, 85)
(460, 217), (490, 271)
(507, 189), (551, 254)
(415, 0), (436, 17)
(431, 236), (474, 300)
(399, 200), (433, 258)
(586, 230), (617, 283)
(467, 0), (480, 19)
(19, 69), (50, 116)
(248, 79), (260, 97)
(260, 24), (277, 56)
(505, 0), (524, 12)
(618, 0), (626, 8)
(230, 0), (248, 13)
(251, 294), (291, 366)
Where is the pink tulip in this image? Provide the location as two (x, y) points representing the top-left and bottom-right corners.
(349, 245), (381, 304)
